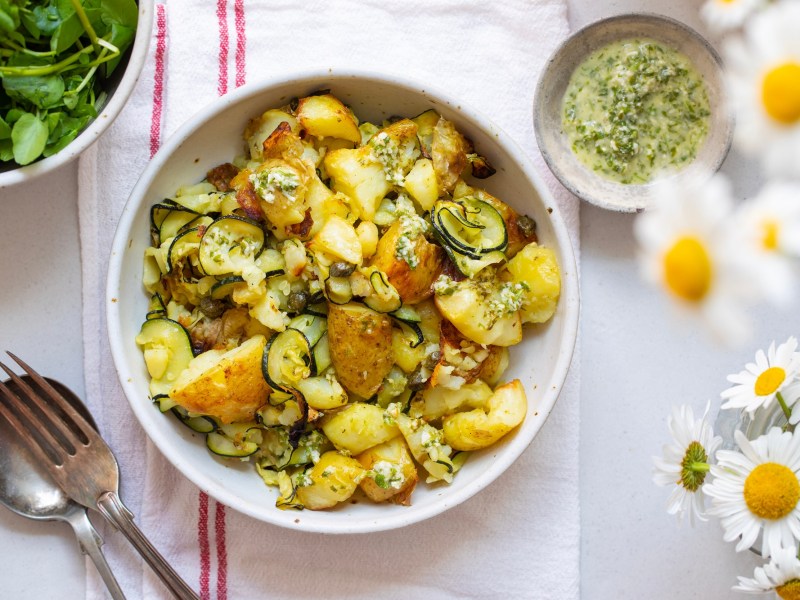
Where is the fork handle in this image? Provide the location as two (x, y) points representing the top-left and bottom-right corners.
(97, 491), (199, 600)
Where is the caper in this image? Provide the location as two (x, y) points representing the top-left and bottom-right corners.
(424, 350), (441, 370)
(198, 296), (225, 319)
(407, 366), (430, 391)
(516, 214), (537, 238)
(287, 290), (309, 313)
(329, 261), (355, 278)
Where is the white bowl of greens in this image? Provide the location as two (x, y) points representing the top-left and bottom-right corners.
(0, 0), (153, 188)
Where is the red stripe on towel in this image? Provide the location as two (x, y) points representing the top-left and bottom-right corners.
(198, 492), (211, 600)
(148, 3), (167, 158)
(215, 502), (228, 600)
(216, 0), (229, 96)
(234, 0), (246, 87)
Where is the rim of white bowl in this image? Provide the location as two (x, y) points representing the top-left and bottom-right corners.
(0, 0), (155, 189)
(106, 68), (580, 533)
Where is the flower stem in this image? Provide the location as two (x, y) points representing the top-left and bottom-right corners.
(777, 392), (793, 424)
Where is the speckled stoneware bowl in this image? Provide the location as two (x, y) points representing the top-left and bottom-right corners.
(533, 13), (733, 212)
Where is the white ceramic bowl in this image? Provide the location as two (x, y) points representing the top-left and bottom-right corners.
(534, 13), (733, 212)
(107, 70), (580, 533)
(0, 0), (154, 189)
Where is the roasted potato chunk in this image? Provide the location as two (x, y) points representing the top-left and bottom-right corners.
(324, 146), (390, 221)
(326, 303), (394, 397)
(170, 335), (270, 424)
(308, 214), (363, 265)
(403, 157), (438, 211)
(443, 379), (527, 451)
(296, 94), (361, 143)
(370, 221), (445, 304)
(434, 278), (522, 347)
(506, 243), (561, 324)
(431, 117), (469, 193)
(295, 451), (365, 510)
(357, 436), (419, 505)
(321, 402), (400, 455)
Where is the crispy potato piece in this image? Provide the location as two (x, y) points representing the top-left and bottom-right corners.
(369, 221), (445, 304)
(308, 214), (362, 265)
(244, 109), (298, 161)
(434, 280), (522, 347)
(506, 243), (561, 324)
(403, 158), (438, 211)
(170, 335), (270, 424)
(357, 436), (418, 505)
(296, 94), (361, 143)
(320, 402), (399, 455)
(442, 379), (527, 451)
(295, 451), (365, 510)
(324, 146), (390, 221)
(327, 303), (394, 397)
(431, 117), (469, 193)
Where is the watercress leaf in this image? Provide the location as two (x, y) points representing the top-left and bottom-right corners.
(28, 3), (62, 38)
(104, 21), (134, 74)
(0, 139), (13, 162)
(101, 0), (137, 28)
(11, 112), (49, 165)
(0, 0), (21, 33)
(52, 15), (84, 54)
(45, 111), (62, 135)
(43, 129), (77, 156)
(5, 108), (25, 124)
(3, 73), (66, 109)
(0, 115), (11, 139)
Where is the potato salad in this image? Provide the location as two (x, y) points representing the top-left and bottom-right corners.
(136, 92), (561, 510)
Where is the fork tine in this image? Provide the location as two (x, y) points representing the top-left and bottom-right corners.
(0, 361), (80, 456)
(7, 352), (98, 444)
(0, 377), (66, 467)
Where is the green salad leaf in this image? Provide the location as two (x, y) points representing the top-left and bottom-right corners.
(0, 0), (138, 166)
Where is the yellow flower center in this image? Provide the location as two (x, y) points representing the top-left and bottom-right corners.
(744, 462), (800, 520)
(777, 580), (800, 600)
(755, 367), (787, 396)
(763, 220), (780, 251)
(762, 63), (800, 125)
(663, 237), (713, 302)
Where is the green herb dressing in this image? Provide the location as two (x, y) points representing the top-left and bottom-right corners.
(562, 38), (711, 184)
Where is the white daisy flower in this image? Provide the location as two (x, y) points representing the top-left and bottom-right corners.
(734, 544), (800, 596)
(634, 174), (763, 346)
(725, 1), (800, 177)
(736, 181), (800, 259)
(700, 0), (764, 34)
(653, 402), (722, 525)
(704, 427), (800, 558)
(721, 337), (800, 417)
(732, 182), (800, 307)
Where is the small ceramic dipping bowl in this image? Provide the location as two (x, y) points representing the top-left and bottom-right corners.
(534, 13), (733, 212)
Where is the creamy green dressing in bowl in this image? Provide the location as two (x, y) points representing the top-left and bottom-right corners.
(562, 39), (711, 185)
(534, 13), (732, 212)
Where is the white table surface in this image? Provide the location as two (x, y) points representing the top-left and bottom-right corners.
(0, 1), (793, 598)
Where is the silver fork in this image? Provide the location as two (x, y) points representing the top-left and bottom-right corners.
(0, 353), (199, 600)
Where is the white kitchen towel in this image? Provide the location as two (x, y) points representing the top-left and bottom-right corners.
(78, 1), (579, 598)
